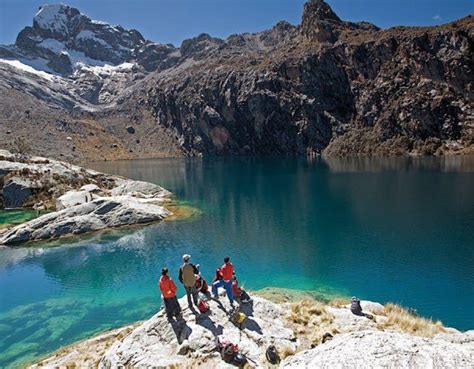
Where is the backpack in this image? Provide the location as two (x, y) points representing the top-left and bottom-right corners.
(182, 263), (195, 287)
(220, 342), (239, 362)
(230, 310), (247, 326)
(198, 299), (210, 313)
(265, 345), (280, 364)
(233, 352), (248, 367)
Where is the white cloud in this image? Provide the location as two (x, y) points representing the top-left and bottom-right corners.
(432, 14), (443, 21)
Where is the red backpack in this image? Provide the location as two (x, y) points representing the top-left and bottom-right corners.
(198, 299), (210, 313)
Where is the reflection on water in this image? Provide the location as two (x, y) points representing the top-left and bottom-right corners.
(0, 155), (473, 368)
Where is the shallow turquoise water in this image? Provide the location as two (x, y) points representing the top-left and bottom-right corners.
(0, 156), (473, 367)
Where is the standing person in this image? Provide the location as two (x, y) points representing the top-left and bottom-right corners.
(212, 256), (235, 305)
(178, 254), (199, 309)
(158, 268), (181, 321)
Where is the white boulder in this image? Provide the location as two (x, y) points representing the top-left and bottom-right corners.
(0, 198), (170, 245)
(56, 190), (93, 210)
(280, 330), (474, 369)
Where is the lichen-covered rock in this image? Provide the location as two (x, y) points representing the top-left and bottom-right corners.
(280, 330), (474, 369)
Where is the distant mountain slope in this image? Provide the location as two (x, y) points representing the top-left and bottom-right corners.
(0, 1), (472, 162)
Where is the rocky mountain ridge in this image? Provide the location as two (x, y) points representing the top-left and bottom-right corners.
(0, 0), (472, 162)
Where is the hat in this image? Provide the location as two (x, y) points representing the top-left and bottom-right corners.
(161, 268), (168, 275)
(183, 254), (191, 261)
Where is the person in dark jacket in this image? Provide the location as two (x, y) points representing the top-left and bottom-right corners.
(178, 254), (199, 308)
(158, 268), (181, 320)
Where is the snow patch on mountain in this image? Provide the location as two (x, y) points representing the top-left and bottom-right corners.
(38, 38), (65, 53)
(0, 58), (57, 81)
(81, 62), (135, 75)
(76, 30), (110, 47)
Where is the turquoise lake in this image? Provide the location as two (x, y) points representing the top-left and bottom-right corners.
(1, 156), (473, 367)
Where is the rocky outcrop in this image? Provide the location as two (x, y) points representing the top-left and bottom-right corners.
(0, 197), (170, 245)
(0, 151), (172, 245)
(281, 330), (474, 368)
(0, 1), (472, 161)
(30, 294), (474, 368)
(2, 177), (34, 208)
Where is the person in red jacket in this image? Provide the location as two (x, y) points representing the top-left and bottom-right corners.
(232, 274), (252, 303)
(212, 256), (235, 305)
(158, 268), (181, 321)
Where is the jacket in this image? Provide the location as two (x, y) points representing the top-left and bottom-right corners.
(232, 280), (242, 297)
(179, 262), (199, 287)
(220, 262), (234, 281)
(159, 275), (177, 299)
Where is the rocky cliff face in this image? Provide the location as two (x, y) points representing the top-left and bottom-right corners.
(0, 1), (472, 162)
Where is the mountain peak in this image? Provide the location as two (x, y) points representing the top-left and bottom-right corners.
(301, 0), (342, 42)
(33, 4), (84, 39)
(303, 0), (341, 24)
(12, 3), (146, 74)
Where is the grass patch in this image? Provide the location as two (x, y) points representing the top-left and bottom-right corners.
(376, 303), (445, 337)
(286, 299), (337, 347)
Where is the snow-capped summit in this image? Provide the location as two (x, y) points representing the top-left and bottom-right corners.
(33, 4), (81, 37)
(5, 3), (146, 74)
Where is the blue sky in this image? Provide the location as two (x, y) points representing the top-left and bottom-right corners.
(0, 0), (472, 46)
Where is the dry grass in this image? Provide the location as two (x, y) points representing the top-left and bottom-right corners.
(286, 299), (337, 347)
(328, 297), (351, 308)
(376, 303), (446, 337)
(279, 345), (297, 360)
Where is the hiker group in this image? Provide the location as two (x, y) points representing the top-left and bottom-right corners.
(158, 254), (251, 321)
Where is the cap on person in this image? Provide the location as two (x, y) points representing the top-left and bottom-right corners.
(183, 254), (191, 262)
(224, 256), (230, 263)
(161, 268), (168, 275)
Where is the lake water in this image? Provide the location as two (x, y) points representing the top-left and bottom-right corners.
(1, 156), (473, 368)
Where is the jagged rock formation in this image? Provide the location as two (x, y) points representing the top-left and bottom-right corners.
(30, 295), (474, 368)
(0, 1), (472, 162)
(0, 150), (171, 245)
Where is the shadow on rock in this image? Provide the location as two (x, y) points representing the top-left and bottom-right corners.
(244, 317), (262, 334)
(169, 319), (192, 344)
(196, 314), (224, 337)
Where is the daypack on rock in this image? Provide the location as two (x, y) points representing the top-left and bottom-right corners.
(350, 297), (363, 315)
(182, 263), (195, 287)
(198, 299), (209, 313)
(265, 345), (280, 364)
(230, 310), (247, 326)
(233, 352), (248, 367)
(216, 337), (239, 363)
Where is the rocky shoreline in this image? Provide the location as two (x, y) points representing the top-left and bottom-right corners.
(29, 288), (474, 368)
(0, 150), (172, 246)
